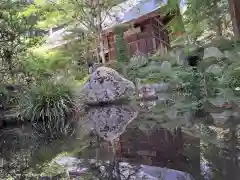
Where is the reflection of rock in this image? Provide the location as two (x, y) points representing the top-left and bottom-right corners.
(203, 47), (223, 59)
(100, 162), (195, 180)
(81, 67), (135, 105)
(138, 164), (195, 180)
(87, 105), (138, 141)
(54, 157), (195, 180)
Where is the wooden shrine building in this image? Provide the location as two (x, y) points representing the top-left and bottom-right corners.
(45, 0), (174, 63)
(97, 0), (171, 62)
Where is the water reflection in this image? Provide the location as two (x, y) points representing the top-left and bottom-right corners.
(86, 104), (138, 142)
(0, 96), (239, 179)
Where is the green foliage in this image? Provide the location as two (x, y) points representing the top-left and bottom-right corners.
(105, 61), (126, 75)
(206, 38), (240, 51)
(114, 25), (130, 64)
(18, 79), (78, 131)
(32, 0), (127, 63)
(20, 47), (89, 84)
(160, 0), (185, 39)
(21, 50), (72, 81)
(1, 0), (240, 178)
(160, 0), (231, 42)
(127, 39), (240, 136)
(127, 54), (177, 85)
(0, 0), (44, 83)
(185, 0), (229, 39)
(0, 84), (9, 96)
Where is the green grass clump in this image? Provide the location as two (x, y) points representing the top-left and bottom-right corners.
(19, 80), (77, 131)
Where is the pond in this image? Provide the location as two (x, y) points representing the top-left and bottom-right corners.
(0, 93), (239, 180)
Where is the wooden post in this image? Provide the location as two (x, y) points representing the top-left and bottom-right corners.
(150, 18), (157, 52)
(152, 37), (157, 52)
(145, 38), (148, 54)
(159, 42), (163, 56)
(136, 34), (139, 52)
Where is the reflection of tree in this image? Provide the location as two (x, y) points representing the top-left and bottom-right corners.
(0, 130), (40, 179)
(0, 127), (91, 179)
(202, 121), (240, 180)
(222, 128), (240, 180)
(180, 133), (202, 180)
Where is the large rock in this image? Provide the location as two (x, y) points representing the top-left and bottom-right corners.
(81, 67), (135, 105)
(203, 47), (223, 59)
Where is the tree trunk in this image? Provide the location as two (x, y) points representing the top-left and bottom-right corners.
(95, 136), (100, 164)
(112, 140), (121, 180)
(228, 0), (240, 39)
(97, 0), (106, 64)
(176, 4), (185, 33)
(227, 128), (239, 180)
(216, 19), (223, 38)
(99, 32), (105, 63)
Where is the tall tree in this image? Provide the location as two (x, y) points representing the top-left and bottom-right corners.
(184, 0), (229, 41)
(228, 0), (240, 39)
(160, 0), (186, 39)
(36, 0), (125, 64)
(0, 0), (41, 83)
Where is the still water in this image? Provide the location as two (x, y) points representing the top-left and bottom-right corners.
(0, 93), (239, 180)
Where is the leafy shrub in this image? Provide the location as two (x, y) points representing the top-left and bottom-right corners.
(114, 24), (130, 64)
(127, 52), (177, 85)
(18, 79), (78, 132)
(220, 66), (240, 96)
(206, 38), (240, 52)
(127, 39), (240, 107)
(21, 49), (87, 83)
(148, 53), (177, 65)
(0, 84), (20, 110)
(0, 84), (9, 97)
(126, 53), (150, 82)
(128, 52), (148, 68)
